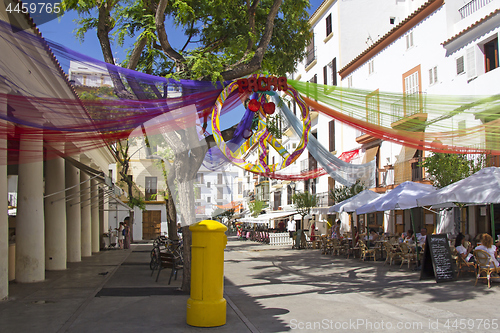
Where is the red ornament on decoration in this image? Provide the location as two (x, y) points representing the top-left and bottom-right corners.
(263, 102), (275, 115)
(248, 99), (260, 112)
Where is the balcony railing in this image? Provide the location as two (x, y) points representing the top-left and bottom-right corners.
(459, 0), (492, 19)
(390, 92), (427, 123)
(305, 47), (317, 67)
(316, 192), (330, 207)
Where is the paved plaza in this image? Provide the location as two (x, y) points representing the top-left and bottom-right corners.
(0, 236), (499, 333)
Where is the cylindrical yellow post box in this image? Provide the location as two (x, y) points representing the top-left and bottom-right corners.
(186, 220), (227, 327)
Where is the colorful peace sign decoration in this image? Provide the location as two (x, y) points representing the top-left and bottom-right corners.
(211, 75), (311, 173)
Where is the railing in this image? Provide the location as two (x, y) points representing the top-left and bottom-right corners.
(390, 92), (427, 123)
(305, 47), (317, 67)
(269, 232), (293, 246)
(316, 191), (330, 207)
(459, 0), (492, 19)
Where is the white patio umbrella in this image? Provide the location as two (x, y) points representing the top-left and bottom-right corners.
(417, 167), (500, 208)
(417, 167), (500, 237)
(356, 181), (437, 215)
(329, 190), (380, 213)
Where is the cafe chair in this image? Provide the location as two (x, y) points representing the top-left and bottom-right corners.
(358, 240), (376, 261)
(473, 249), (500, 288)
(399, 242), (417, 269)
(456, 254), (476, 277)
(383, 241), (402, 266)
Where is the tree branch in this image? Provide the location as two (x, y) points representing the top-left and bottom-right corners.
(219, 0), (282, 81)
(96, 2), (135, 99)
(155, 0), (185, 67)
(127, 36), (148, 70)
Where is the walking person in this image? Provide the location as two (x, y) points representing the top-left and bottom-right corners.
(116, 222), (124, 249)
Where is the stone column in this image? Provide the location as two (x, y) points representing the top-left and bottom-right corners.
(91, 179), (100, 253)
(80, 172), (91, 257)
(0, 85), (9, 298)
(16, 136), (44, 283)
(44, 156), (67, 270)
(66, 161), (81, 262)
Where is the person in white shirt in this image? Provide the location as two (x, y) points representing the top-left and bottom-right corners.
(474, 233), (499, 268)
(287, 218), (296, 238)
(455, 233), (474, 263)
(417, 228), (427, 246)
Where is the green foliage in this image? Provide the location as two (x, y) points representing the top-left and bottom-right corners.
(419, 153), (485, 188)
(127, 196), (146, 210)
(329, 179), (366, 204)
(266, 114), (282, 139)
(249, 200), (265, 218)
(65, 0), (312, 80)
(292, 191), (318, 217)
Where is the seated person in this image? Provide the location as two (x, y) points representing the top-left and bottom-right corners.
(474, 233), (499, 268)
(417, 228), (427, 245)
(455, 232), (475, 263)
(404, 229), (415, 244)
(368, 229), (379, 247)
(352, 226), (359, 245)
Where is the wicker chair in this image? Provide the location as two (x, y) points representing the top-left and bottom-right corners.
(383, 241), (402, 266)
(473, 249), (500, 288)
(399, 242), (417, 269)
(358, 240), (376, 261)
(456, 253), (476, 277)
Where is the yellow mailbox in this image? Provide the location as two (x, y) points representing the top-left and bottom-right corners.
(186, 220), (227, 327)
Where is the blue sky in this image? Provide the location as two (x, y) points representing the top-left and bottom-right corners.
(40, 1), (325, 63)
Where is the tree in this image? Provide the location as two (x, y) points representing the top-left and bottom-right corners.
(329, 179), (366, 204)
(420, 153), (485, 188)
(62, 0), (312, 292)
(249, 200), (265, 218)
(292, 191), (317, 230)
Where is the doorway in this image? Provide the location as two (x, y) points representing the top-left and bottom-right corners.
(142, 210), (161, 240)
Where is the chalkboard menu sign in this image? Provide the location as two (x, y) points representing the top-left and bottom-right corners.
(420, 234), (456, 282)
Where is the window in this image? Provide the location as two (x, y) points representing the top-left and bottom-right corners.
(206, 182), (211, 188)
(428, 66), (438, 85)
(145, 177), (157, 201)
(484, 37), (499, 73)
(238, 182), (242, 194)
(329, 120), (335, 152)
(306, 34), (315, 67)
(207, 197), (211, 203)
(323, 66), (328, 85)
(330, 58), (337, 86)
(405, 31), (414, 50)
(326, 14), (332, 36)
(402, 65), (422, 116)
(217, 173), (223, 184)
(196, 173), (204, 183)
(390, 17), (395, 25)
(368, 60), (375, 74)
(456, 56), (465, 75)
(217, 187), (223, 199)
(326, 14), (332, 37)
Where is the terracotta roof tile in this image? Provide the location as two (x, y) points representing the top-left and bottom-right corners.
(442, 8), (500, 46)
